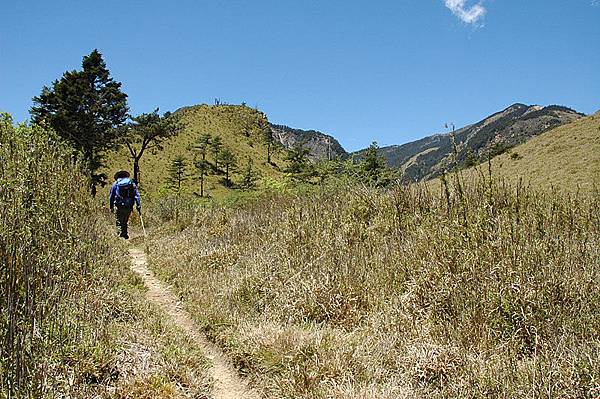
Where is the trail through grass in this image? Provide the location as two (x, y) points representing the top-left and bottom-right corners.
(128, 244), (260, 399)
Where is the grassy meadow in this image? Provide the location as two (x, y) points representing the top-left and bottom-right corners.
(3, 106), (599, 398)
(146, 172), (600, 398)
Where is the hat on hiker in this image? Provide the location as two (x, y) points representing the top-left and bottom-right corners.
(114, 170), (131, 180)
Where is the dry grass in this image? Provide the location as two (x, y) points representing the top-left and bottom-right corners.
(147, 174), (600, 398)
(0, 114), (211, 398)
(465, 111), (600, 194)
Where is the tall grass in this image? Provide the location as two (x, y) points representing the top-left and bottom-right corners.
(0, 115), (125, 397)
(148, 171), (600, 397)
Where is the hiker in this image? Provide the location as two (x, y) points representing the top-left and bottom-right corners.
(109, 170), (141, 239)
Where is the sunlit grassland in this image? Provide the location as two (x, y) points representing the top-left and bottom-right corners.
(147, 174), (600, 398)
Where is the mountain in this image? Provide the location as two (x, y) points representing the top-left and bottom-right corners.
(356, 104), (585, 181)
(464, 110), (600, 193)
(270, 123), (348, 162)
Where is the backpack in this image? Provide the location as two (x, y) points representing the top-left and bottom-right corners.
(115, 178), (135, 206)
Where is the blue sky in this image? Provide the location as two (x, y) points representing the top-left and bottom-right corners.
(1, 1), (599, 151)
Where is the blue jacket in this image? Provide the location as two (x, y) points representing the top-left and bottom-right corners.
(109, 178), (141, 209)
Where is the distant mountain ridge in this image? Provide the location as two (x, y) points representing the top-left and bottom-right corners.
(270, 123), (348, 162)
(354, 103), (584, 181)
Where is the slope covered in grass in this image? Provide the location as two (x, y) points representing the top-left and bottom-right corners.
(469, 111), (600, 193)
(147, 178), (600, 398)
(103, 104), (288, 199)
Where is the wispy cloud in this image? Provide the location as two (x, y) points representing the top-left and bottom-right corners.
(444, 0), (487, 25)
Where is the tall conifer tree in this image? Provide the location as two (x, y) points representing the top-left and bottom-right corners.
(31, 49), (128, 195)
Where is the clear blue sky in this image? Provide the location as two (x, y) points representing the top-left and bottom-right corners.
(1, 0), (599, 151)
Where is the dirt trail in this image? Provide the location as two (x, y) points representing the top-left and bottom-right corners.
(128, 246), (261, 399)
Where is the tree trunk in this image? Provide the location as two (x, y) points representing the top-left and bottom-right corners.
(225, 165), (229, 186)
(133, 158), (140, 184)
(200, 175), (204, 197)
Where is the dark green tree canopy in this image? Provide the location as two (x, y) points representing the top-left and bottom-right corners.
(30, 49), (128, 193)
(284, 144), (312, 180)
(191, 133), (212, 161)
(219, 147), (237, 187)
(360, 141), (387, 184)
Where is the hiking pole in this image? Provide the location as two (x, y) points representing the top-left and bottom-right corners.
(138, 209), (149, 252)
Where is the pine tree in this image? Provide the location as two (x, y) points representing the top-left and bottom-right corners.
(168, 155), (187, 193)
(261, 120), (274, 164)
(194, 159), (210, 197)
(219, 148), (237, 187)
(211, 135), (223, 170)
(284, 144), (311, 180)
(168, 155), (186, 224)
(241, 156), (258, 189)
(30, 49), (128, 196)
(126, 109), (182, 184)
(360, 142), (386, 185)
(191, 133), (211, 161)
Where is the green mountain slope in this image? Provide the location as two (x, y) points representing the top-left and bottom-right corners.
(102, 104), (287, 198)
(466, 110), (600, 193)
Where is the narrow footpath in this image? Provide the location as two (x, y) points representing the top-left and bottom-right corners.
(128, 246), (261, 399)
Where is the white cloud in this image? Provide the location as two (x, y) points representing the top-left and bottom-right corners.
(444, 0), (487, 25)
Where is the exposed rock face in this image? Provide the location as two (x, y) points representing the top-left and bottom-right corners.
(270, 123), (348, 162)
(354, 104), (584, 181)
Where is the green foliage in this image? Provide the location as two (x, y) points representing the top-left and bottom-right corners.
(168, 155), (187, 192)
(284, 144), (312, 181)
(194, 159), (211, 197)
(313, 158), (349, 184)
(125, 109), (183, 184)
(30, 49), (128, 194)
(260, 120), (274, 164)
(211, 135), (223, 170)
(464, 150), (480, 168)
(359, 141), (389, 185)
(220, 148), (237, 187)
(488, 142), (513, 158)
(191, 132), (212, 161)
(240, 156), (258, 189)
